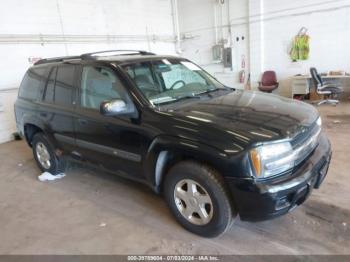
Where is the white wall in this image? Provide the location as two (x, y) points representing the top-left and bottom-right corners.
(178, 0), (249, 88)
(0, 0), (176, 143)
(178, 0), (350, 96)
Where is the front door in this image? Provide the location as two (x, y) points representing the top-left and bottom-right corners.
(74, 65), (146, 179)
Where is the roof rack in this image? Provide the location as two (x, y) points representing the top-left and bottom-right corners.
(34, 55), (81, 65)
(80, 50), (156, 58)
(34, 50), (156, 65)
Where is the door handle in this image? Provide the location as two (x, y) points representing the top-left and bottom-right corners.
(78, 118), (88, 125)
(39, 112), (47, 117)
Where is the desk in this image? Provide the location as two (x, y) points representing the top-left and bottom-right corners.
(292, 75), (350, 98)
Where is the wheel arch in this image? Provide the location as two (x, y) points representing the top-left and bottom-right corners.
(144, 135), (231, 193)
(24, 123), (43, 146)
(21, 114), (54, 147)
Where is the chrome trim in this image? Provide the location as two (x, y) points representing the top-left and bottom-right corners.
(293, 126), (321, 166)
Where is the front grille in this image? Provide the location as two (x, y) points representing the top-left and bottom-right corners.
(292, 123), (321, 166)
(291, 122), (319, 149)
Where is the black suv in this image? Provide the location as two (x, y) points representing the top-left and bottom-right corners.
(15, 50), (332, 237)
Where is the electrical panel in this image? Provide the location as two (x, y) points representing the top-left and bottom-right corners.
(212, 45), (223, 61)
(223, 48), (232, 68)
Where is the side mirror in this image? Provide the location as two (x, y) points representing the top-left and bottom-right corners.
(100, 99), (137, 118)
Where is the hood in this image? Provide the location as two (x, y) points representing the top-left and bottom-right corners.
(160, 90), (319, 153)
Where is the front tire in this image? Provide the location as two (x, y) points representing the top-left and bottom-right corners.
(32, 133), (66, 175)
(164, 161), (235, 237)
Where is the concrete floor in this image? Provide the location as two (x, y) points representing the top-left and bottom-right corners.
(0, 103), (349, 255)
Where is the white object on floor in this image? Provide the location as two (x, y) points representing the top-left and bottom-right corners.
(38, 172), (66, 182)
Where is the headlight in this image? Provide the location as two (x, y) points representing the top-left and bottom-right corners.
(250, 117), (322, 179)
(316, 116), (322, 127)
(250, 141), (294, 178)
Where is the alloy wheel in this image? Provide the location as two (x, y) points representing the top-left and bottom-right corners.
(174, 179), (213, 225)
(36, 142), (51, 169)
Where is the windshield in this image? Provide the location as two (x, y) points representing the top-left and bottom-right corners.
(122, 59), (226, 105)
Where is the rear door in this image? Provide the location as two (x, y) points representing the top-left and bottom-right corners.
(38, 64), (78, 152)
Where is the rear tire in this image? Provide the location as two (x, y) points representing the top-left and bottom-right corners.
(32, 133), (66, 175)
(164, 161), (235, 237)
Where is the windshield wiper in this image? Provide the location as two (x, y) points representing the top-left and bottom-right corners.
(152, 94), (201, 106)
(153, 88), (227, 105)
(173, 88), (223, 102)
(196, 87), (221, 96)
(173, 93), (202, 101)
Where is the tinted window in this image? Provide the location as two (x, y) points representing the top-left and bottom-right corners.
(19, 67), (48, 100)
(43, 67), (57, 103)
(54, 65), (76, 106)
(80, 66), (122, 110)
(124, 62), (161, 96)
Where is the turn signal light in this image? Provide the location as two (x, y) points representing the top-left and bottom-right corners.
(250, 149), (261, 177)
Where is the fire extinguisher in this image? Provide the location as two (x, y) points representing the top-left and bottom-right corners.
(239, 70), (245, 83)
(241, 55), (246, 69)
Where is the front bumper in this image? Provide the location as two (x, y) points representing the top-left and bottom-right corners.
(226, 132), (332, 222)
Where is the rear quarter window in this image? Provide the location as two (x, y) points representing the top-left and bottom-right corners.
(54, 65), (76, 106)
(18, 67), (48, 100)
(42, 64), (77, 107)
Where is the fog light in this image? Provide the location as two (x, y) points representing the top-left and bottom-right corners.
(275, 197), (291, 210)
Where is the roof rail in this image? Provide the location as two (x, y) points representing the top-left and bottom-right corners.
(80, 50), (156, 59)
(34, 50), (156, 66)
(34, 55), (81, 65)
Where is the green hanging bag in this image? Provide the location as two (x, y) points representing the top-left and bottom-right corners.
(290, 27), (310, 61)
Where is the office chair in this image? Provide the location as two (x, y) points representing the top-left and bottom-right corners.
(310, 68), (343, 106)
(258, 71), (279, 93)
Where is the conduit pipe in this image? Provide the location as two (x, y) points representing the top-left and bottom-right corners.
(171, 0), (182, 54)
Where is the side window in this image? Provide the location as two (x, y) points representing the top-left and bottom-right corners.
(19, 67), (48, 100)
(124, 63), (157, 89)
(80, 66), (122, 110)
(54, 65), (76, 106)
(43, 67), (57, 104)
